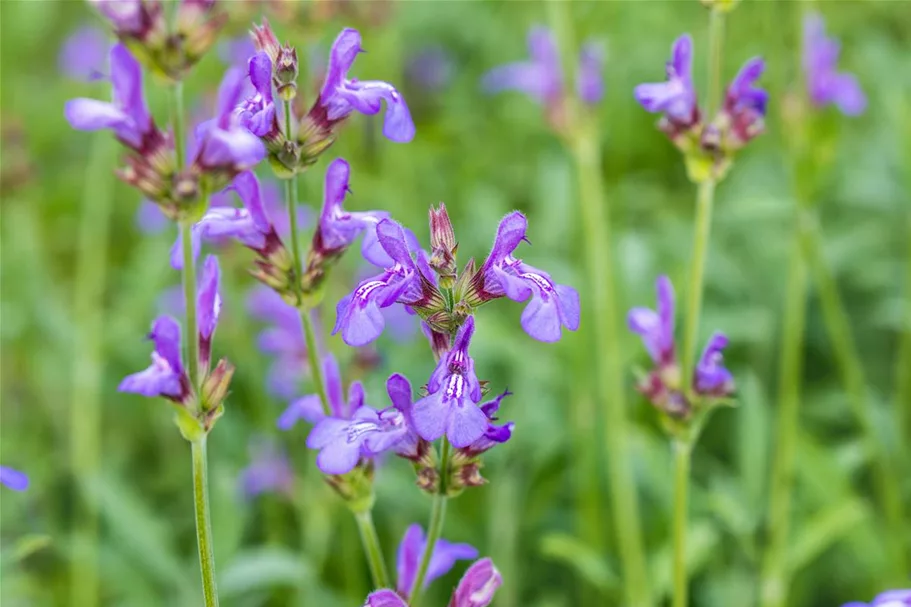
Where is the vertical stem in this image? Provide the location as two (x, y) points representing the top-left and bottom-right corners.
(546, 3), (651, 605)
(671, 439), (692, 607)
(705, 9), (725, 119)
(69, 133), (114, 607)
(299, 307), (331, 416)
(354, 510), (391, 589)
(192, 437), (219, 607)
(171, 81), (217, 605)
(408, 438), (451, 605)
(681, 179), (716, 392)
(759, 219), (809, 607)
(802, 222), (908, 578)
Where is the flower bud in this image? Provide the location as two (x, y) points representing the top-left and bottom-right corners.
(323, 460), (376, 514)
(276, 46), (299, 101)
(428, 203), (458, 288)
(251, 18), (281, 66)
(201, 357), (235, 412)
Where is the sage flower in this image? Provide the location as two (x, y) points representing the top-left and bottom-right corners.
(248, 286), (307, 398)
(59, 26), (107, 81)
(0, 466), (29, 492)
(396, 524), (478, 595)
(803, 13), (866, 115)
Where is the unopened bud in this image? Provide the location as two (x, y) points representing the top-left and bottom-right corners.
(429, 203), (456, 252)
(251, 18), (281, 65)
(276, 45), (299, 101)
(201, 357), (235, 412)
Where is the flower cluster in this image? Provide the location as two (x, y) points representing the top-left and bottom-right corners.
(363, 525), (501, 607)
(335, 207), (580, 348)
(119, 255), (233, 438)
(65, 44), (264, 222)
(628, 276), (734, 421)
(634, 34), (768, 182)
(483, 26), (604, 131)
(242, 22), (415, 176)
(89, 0), (226, 81)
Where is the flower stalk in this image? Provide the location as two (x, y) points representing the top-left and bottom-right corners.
(671, 438), (692, 607)
(192, 437), (219, 607)
(546, 3), (651, 605)
(354, 510), (392, 590)
(408, 438), (452, 605)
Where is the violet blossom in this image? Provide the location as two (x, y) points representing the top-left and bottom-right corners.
(237, 51), (279, 138)
(634, 34), (698, 129)
(307, 28), (415, 143)
(803, 13), (866, 115)
(843, 590), (911, 607)
(457, 389), (515, 459)
(473, 212), (580, 343)
(277, 353), (351, 430)
(248, 286), (307, 398)
(628, 275), (734, 416)
(365, 557), (502, 607)
(0, 466), (29, 492)
(119, 255), (222, 402)
(396, 524), (478, 595)
(194, 66), (266, 172)
(333, 218), (435, 347)
(410, 317), (488, 448)
(238, 439), (294, 499)
(64, 43), (157, 151)
(482, 26), (604, 108)
(59, 26), (108, 81)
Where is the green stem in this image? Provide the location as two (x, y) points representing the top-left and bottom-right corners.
(671, 439), (692, 607)
(681, 178), (716, 392)
(759, 219), (809, 607)
(802, 219), (908, 579)
(706, 9), (725, 119)
(283, 99), (304, 282)
(171, 82), (186, 169)
(546, 2), (651, 604)
(299, 307), (331, 416)
(69, 132), (115, 607)
(192, 437), (219, 607)
(354, 510), (391, 589)
(408, 439), (451, 606)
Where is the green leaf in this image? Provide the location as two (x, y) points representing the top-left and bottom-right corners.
(218, 547), (311, 598)
(538, 533), (619, 593)
(787, 498), (869, 574)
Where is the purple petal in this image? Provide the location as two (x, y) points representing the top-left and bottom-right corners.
(0, 466), (29, 491)
(519, 290), (562, 343)
(150, 315), (183, 373)
(386, 373), (413, 413)
(829, 73), (866, 116)
(426, 539), (479, 587)
(483, 211), (528, 270)
(410, 391), (447, 443)
(365, 589), (407, 607)
(396, 524), (424, 595)
(232, 171), (271, 232)
(249, 52), (274, 102)
(135, 200), (169, 234)
(59, 26), (108, 82)
(447, 401), (488, 448)
(451, 558), (502, 607)
(321, 28), (363, 102)
(306, 417), (349, 449)
(315, 440), (363, 475)
(577, 41), (605, 105)
(197, 255), (221, 341)
(277, 395), (325, 430)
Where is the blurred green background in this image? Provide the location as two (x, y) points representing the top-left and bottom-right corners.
(1, 1), (909, 606)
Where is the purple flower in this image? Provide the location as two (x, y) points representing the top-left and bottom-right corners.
(693, 332), (734, 398)
(634, 34), (698, 128)
(449, 558), (503, 607)
(333, 218), (431, 347)
(64, 43), (155, 150)
(248, 286), (307, 398)
(194, 66), (266, 171)
(59, 26), (108, 81)
(88, 0), (150, 36)
(843, 590), (911, 607)
(803, 13), (866, 115)
(365, 590), (407, 607)
(306, 402), (411, 475)
(577, 41), (605, 105)
(313, 158), (390, 264)
(396, 524), (478, 595)
(628, 275), (676, 367)
(119, 255), (221, 401)
(721, 57), (768, 147)
(482, 26), (562, 104)
(278, 353), (353, 430)
(458, 390), (514, 458)
(382, 373), (425, 460)
(237, 52), (278, 138)
(410, 317), (487, 448)
(239, 439), (294, 499)
(310, 28), (415, 143)
(484, 26), (604, 110)
(476, 212), (580, 343)
(118, 315), (189, 401)
(0, 466), (29, 492)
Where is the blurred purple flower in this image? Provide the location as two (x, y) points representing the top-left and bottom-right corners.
(309, 28), (415, 143)
(483, 26), (604, 108)
(64, 43), (155, 150)
(694, 332), (734, 397)
(396, 524), (478, 595)
(278, 353), (354, 430)
(450, 558), (503, 607)
(136, 189), (233, 235)
(0, 466), (29, 491)
(457, 389), (514, 458)
(88, 0), (150, 37)
(219, 35), (257, 67)
(411, 317), (487, 448)
(475, 212), (580, 343)
(843, 590), (911, 607)
(803, 13), (866, 115)
(720, 57), (768, 149)
(405, 46), (454, 93)
(239, 439), (294, 499)
(194, 66), (265, 171)
(59, 26), (108, 81)
(237, 51), (278, 138)
(628, 275), (676, 367)
(248, 285), (307, 399)
(634, 34), (698, 128)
